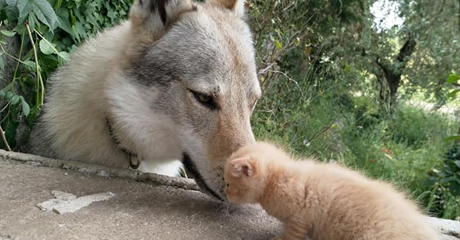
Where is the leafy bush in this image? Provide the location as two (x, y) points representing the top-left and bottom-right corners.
(424, 145), (460, 219)
(0, 0), (130, 149)
(253, 81), (459, 219)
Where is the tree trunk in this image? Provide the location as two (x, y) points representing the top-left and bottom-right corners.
(375, 33), (417, 109)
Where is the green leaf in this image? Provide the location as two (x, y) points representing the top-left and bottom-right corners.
(22, 60), (36, 72)
(444, 135), (460, 142)
(5, 91), (14, 100)
(344, 65), (351, 74)
(18, 0), (59, 30)
(39, 39), (55, 55)
(0, 91), (6, 98)
(11, 95), (20, 105)
(6, 0), (18, 8)
(20, 97), (30, 116)
(27, 104), (41, 124)
(447, 89), (459, 99)
(275, 40), (282, 49)
(5, 0), (19, 22)
(58, 51), (70, 62)
(0, 35), (6, 45)
(0, 30), (16, 37)
(27, 13), (37, 30)
(53, 0), (63, 10)
(56, 8), (73, 34)
(3, 117), (18, 148)
(447, 74), (459, 84)
(32, 0), (59, 30)
(107, 10), (117, 21)
(17, 0), (33, 19)
(0, 57), (4, 70)
(454, 160), (460, 169)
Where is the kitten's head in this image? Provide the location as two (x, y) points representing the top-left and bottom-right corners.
(224, 142), (286, 204)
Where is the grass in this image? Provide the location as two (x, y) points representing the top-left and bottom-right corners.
(252, 75), (460, 220)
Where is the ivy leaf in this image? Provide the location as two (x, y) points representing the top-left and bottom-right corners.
(39, 39), (55, 55)
(447, 74), (459, 84)
(0, 30), (16, 37)
(107, 10), (117, 21)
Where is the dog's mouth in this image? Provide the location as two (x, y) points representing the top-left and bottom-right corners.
(182, 152), (224, 201)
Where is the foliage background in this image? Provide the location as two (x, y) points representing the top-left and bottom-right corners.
(0, 0), (459, 219)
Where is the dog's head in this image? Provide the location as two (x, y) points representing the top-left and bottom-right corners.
(120, 0), (260, 200)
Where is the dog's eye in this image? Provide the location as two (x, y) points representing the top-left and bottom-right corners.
(191, 91), (216, 110)
(197, 93), (211, 102)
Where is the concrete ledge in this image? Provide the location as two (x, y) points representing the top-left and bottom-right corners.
(0, 150), (458, 240)
(0, 149), (199, 191)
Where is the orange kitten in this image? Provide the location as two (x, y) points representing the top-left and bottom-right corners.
(224, 142), (439, 240)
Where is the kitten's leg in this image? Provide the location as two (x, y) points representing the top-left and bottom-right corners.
(273, 221), (309, 240)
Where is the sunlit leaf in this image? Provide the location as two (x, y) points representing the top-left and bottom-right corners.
(447, 74), (459, 84)
(447, 89), (459, 99)
(275, 40), (282, 49)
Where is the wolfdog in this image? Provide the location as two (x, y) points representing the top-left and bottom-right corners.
(28, 0), (261, 200)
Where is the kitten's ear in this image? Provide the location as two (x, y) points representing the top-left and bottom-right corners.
(231, 156), (253, 177)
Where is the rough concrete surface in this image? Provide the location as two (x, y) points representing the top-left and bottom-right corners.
(0, 159), (280, 240)
(0, 151), (459, 240)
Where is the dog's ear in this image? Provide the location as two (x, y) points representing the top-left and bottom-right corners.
(130, 0), (193, 40)
(230, 156), (254, 177)
(210, 0), (245, 18)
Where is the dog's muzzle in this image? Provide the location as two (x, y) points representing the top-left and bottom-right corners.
(182, 152), (224, 201)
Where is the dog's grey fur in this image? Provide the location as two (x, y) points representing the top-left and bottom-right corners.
(28, 0), (260, 199)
